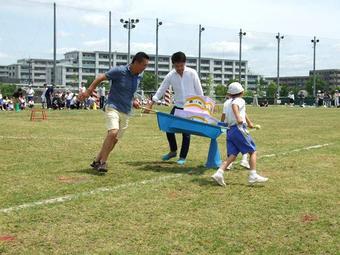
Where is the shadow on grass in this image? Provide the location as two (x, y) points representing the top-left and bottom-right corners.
(124, 160), (210, 175)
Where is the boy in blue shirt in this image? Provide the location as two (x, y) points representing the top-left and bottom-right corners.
(212, 82), (268, 186)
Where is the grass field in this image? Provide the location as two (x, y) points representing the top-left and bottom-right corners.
(0, 106), (339, 254)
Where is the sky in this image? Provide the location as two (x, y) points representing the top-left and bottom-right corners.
(1, 0), (340, 77)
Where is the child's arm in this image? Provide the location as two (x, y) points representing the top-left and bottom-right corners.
(232, 104), (243, 125)
(220, 113), (226, 122)
(245, 114), (254, 128)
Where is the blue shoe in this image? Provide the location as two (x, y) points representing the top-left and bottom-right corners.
(177, 158), (186, 165)
(162, 152), (177, 161)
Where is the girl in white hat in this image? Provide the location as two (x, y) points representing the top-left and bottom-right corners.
(211, 82), (268, 186)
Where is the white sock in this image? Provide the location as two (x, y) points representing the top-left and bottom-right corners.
(217, 168), (224, 175)
(241, 154), (248, 161)
(250, 170), (257, 176)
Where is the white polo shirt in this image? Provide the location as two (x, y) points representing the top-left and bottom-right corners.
(152, 66), (203, 107)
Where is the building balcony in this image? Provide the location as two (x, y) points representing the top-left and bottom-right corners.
(82, 56), (96, 60)
(82, 64), (96, 68)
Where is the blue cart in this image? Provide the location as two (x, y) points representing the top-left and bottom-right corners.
(156, 112), (223, 168)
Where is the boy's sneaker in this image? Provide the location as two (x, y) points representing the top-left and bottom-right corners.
(211, 172), (226, 187)
(90, 160), (100, 169)
(248, 173), (268, 184)
(162, 152), (177, 161)
(96, 162), (108, 173)
(177, 158), (186, 165)
(240, 160), (250, 169)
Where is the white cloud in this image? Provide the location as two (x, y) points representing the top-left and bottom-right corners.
(130, 42), (155, 53)
(48, 47), (78, 55)
(205, 41), (251, 57)
(37, 0), (128, 12)
(81, 14), (108, 27)
(83, 39), (107, 48)
(280, 54), (312, 72)
(82, 39), (155, 53)
(58, 31), (71, 37)
(0, 52), (9, 58)
(333, 43), (340, 52)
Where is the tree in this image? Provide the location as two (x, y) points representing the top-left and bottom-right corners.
(243, 90), (254, 97)
(71, 74), (78, 88)
(227, 78), (238, 85)
(305, 76), (328, 96)
(280, 84), (289, 97)
(140, 71), (157, 91)
(84, 76), (95, 88)
(267, 82), (277, 98)
(203, 74), (214, 97)
(214, 84), (227, 98)
(257, 77), (268, 97)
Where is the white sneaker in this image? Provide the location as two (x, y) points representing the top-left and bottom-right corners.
(248, 173), (268, 184)
(226, 162), (233, 170)
(240, 160), (250, 169)
(211, 172), (226, 187)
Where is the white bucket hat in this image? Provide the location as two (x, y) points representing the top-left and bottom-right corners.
(228, 82), (244, 95)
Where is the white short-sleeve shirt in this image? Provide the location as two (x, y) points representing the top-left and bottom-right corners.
(152, 66), (203, 107)
(224, 97), (246, 126)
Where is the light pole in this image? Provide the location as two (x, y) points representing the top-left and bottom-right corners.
(120, 18), (139, 63)
(311, 36), (319, 98)
(53, 2), (56, 85)
(239, 28), (246, 83)
(109, 11), (112, 68)
(198, 24), (205, 80)
(276, 32), (284, 104)
(155, 18), (162, 88)
(28, 59), (32, 85)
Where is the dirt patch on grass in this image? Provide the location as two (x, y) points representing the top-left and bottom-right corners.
(58, 176), (88, 184)
(0, 235), (16, 242)
(301, 214), (319, 223)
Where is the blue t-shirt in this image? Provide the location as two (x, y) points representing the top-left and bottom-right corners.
(105, 65), (142, 114)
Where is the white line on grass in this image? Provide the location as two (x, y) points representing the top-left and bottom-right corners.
(0, 135), (162, 141)
(0, 174), (181, 214)
(0, 135), (93, 141)
(0, 143), (333, 214)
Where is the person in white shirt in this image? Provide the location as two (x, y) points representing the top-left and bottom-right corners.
(211, 82), (268, 186)
(334, 90), (340, 108)
(26, 85), (35, 102)
(221, 96), (250, 170)
(98, 85), (106, 109)
(0, 91), (3, 110)
(147, 51), (204, 165)
(65, 91), (74, 109)
(41, 84), (48, 109)
(288, 91), (295, 106)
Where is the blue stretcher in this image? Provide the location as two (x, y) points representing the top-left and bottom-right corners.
(156, 112), (223, 168)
